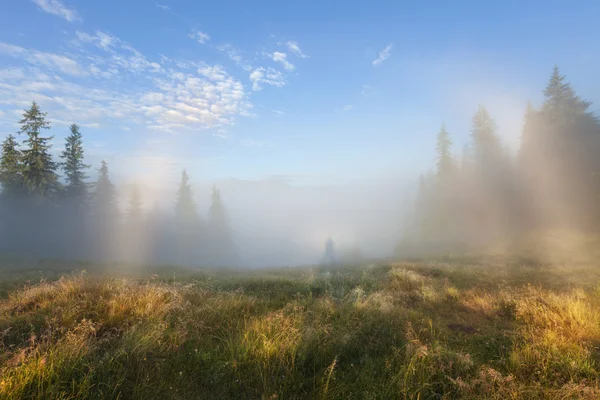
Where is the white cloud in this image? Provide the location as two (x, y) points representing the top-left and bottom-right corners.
(156, 3), (172, 12)
(272, 110), (284, 115)
(372, 43), (393, 66)
(270, 52), (295, 71)
(0, 33), (252, 133)
(198, 64), (228, 81)
(0, 42), (86, 76)
(189, 30), (210, 44)
(32, 0), (80, 22)
(342, 105), (353, 112)
(249, 67), (286, 91)
(286, 41), (308, 58)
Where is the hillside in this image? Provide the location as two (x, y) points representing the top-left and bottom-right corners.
(1, 259), (599, 399)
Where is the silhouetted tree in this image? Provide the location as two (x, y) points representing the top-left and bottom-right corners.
(173, 170), (201, 265)
(0, 134), (23, 197)
(18, 102), (59, 199)
(60, 123), (89, 207)
(207, 186), (235, 266)
(91, 160), (119, 260)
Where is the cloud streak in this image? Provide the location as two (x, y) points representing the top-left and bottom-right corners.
(249, 67), (286, 91)
(189, 30), (210, 44)
(0, 31), (252, 134)
(372, 43), (393, 66)
(286, 41), (308, 58)
(270, 52), (295, 71)
(32, 0), (80, 22)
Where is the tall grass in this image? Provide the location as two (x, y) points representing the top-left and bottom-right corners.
(0, 259), (599, 399)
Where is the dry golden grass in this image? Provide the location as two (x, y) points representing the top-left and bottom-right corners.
(0, 258), (599, 399)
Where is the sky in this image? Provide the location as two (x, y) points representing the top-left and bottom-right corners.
(0, 0), (599, 188)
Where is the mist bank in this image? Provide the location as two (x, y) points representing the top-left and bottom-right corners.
(2, 66), (599, 268)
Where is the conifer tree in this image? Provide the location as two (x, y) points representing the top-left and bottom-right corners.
(173, 170), (201, 265)
(18, 101), (59, 199)
(60, 124), (89, 205)
(0, 134), (23, 197)
(471, 105), (501, 169)
(435, 124), (453, 179)
(208, 186), (235, 265)
(175, 170), (198, 222)
(93, 160), (117, 217)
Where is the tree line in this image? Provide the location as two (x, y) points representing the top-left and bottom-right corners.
(401, 66), (600, 254)
(0, 102), (236, 266)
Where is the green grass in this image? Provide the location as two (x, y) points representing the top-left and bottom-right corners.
(1, 258), (599, 399)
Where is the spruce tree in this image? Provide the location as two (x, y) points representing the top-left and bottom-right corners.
(173, 170), (201, 265)
(18, 101), (59, 199)
(0, 134), (23, 197)
(471, 105), (501, 168)
(208, 186), (234, 265)
(93, 160), (118, 218)
(91, 160), (119, 260)
(536, 66), (600, 228)
(60, 124), (89, 205)
(175, 170), (198, 222)
(435, 124), (453, 179)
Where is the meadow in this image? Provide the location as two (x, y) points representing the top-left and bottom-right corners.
(0, 252), (600, 399)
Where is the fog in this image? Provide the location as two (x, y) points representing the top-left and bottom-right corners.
(1, 66), (599, 268)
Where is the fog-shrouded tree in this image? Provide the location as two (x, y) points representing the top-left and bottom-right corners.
(91, 160), (119, 260)
(173, 170), (202, 265)
(18, 101), (59, 200)
(56, 124), (91, 259)
(123, 185), (145, 264)
(207, 186), (235, 266)
(529, 66), (600, 229)
(435, 124), (454, 180)
(0, 134), (23, 198)
(60, 124), (89, 207)
(433, 124), (455, 240)
(322, 237), (336, 265)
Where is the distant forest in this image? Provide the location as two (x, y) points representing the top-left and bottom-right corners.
(0, 66), (598, 265)
(0, 105), (235, 266)
(401, 66), (600, 254)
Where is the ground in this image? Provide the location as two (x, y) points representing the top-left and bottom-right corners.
(0, 255), (599, 399)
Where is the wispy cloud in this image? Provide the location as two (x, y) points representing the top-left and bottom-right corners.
(155, 3), (172, 12)
(189, 30), (210, 44)
(32, 0), (80, 22)
(286, 41), (308, 58)
(217, 44), (252, 71)
(372, 43), (393, 66)
(249, 67), (286, 91)
(0, 42), (87, 76)
(272, 109), (285, 115)
(0, 31), (252, 134)
(270, 52), (295, 71)
(342, 104), (353, 112)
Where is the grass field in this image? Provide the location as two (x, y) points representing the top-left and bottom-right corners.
(1, 255), (600, 399)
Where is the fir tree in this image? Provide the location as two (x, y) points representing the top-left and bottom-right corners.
(93, 160), (117, 218)
(60, 124), (89, 204)
(471, 105), (501, 168)
(173, 170), (201, 265)
(0, 134), (23, 197)
(435, 124), (453, 180)
(208, 186), (235, 265)
(18, 102), (59, 199)
(175, 170), (198, 222)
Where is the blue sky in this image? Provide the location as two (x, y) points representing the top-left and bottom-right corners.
(1, 0), (599, 187)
